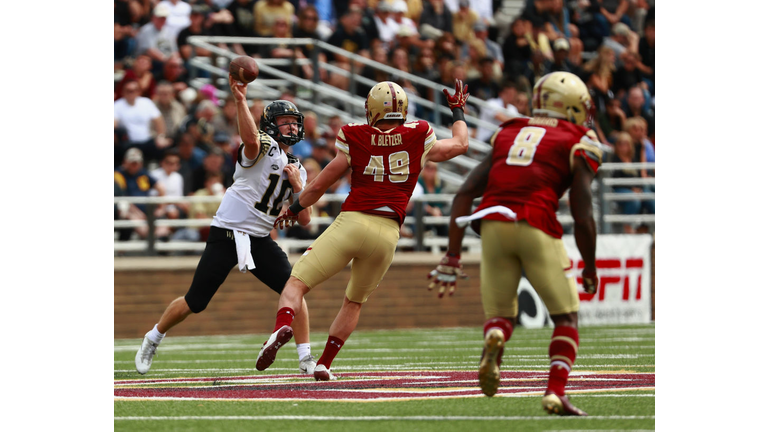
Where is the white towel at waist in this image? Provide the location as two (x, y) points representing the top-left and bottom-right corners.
(234, 230), (256, 273)
(455, 205), (517, 228)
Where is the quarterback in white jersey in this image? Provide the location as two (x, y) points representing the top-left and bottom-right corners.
(134, 76), (316, 377)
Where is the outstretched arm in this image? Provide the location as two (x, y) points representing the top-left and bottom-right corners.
(427, 80), (470, 162)
(230, 75), (261, 160)
(570, 156), (598, 294)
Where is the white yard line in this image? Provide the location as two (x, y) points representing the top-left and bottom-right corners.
(114, 415), (654, 421)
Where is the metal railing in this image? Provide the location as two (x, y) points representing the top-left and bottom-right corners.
(114, 163), (654, 255)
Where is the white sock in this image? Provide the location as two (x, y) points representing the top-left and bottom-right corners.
(297, 343), (311, 361)
(146, 324), (166, 345)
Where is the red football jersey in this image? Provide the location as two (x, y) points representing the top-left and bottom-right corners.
(474, 116), (603, 238)
(336, 120), (437, 225)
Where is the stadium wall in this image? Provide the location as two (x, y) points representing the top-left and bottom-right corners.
(115, 240), (655, 339)
(114, 253), (486, 339)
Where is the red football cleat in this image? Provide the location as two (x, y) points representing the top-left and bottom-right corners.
(542, 391), (588, 416)
(255, 326), (293, 371)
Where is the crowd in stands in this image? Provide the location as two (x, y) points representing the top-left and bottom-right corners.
(115, 0), (655, 245)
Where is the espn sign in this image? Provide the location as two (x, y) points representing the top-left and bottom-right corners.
(518, 234), (654, 327)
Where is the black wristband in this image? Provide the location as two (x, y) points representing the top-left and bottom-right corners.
(289, 199), (306, 215)
(451, 107), (465, 123)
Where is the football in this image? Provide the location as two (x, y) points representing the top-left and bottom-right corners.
(229, 56), (259, 83)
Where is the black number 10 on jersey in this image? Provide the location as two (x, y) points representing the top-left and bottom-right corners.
(255, 174), (292, 216)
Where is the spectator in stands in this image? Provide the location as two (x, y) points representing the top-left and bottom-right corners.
(392, 24), (423, 61)
(452, 0), (479, 43)
(150, 149), (189, 220)
(250, 99), (266, 129)
(623, 86), (654, 137)
(612, 51), (644, 98)
(181, 99), (218, 152)
(625, 116), (653, 172)
(258, 16), (309, 79)
(592, 0), (632, 39)
(351, 0), (380, 47)
(160, 54), (189, 94)
(157, 0), (192, 40)
(401, 0), (425, 22)
(435, 31), (459, 60)
(390, 1), (419, 40)
(116, 54), (157, 101)
(326, 6), (371, 91)
(522, 0), (554, 38)
(420, 0), (453, 39)
(549, 38), (583, 79)
(311, 135), (334, 168)
(213, 131), (236, 181)
(191, 147), (230, 193)
(502, 17), (533, 81)
(293, 5), (329, 82)
(476, 81), (518, 143)
(362, 45), (392, 87)
(373, 2), (397, 50)
(253, 0), (295, 37)
(226, 0), (258, 56)
(548, 0), (577, 39)
(608, 132), (654, 232)
(637, 18), (654, 88)
(412, 47), (441, 117)
(463, 22), (504, 69)
(115, 78), (173, 164)
(177, 5), (212, 68)
(211, 96), (238, 138)
(418, 160), (448, 237)
(463, 38), (489, 81)
(388, 46), (420, 103)
(293, 111), (321, 160)
(582, 45), (615, 112)
(514, 91), (531, 117)
(177, 132), (207, 195)
(522, 49), (551, 91)
(603, 22), (636, 65)
(189, 171), (227, 241)
(597, 96), (626, 143)
(135, 3), (178, 72)
(153, 81), (187, 140)
(327, 115), (344, 145)
(115, 0), (138, 63)
(114, 147), (172, 241)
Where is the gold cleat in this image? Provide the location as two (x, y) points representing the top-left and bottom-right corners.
(478, 328), (505, 397)
(542, 392), (588, 416)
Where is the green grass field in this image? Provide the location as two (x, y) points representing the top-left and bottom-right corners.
(114, 324), (655, 431)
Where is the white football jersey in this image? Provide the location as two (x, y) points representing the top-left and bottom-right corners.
(212, 131), (307, 237)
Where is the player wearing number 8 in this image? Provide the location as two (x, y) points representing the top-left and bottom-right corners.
(259, 80), (470, 380)
(134, 76), (318, 377)
(428, 72), (603, 415)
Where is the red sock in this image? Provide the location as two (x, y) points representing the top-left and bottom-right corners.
(483, 317), (514, 341)
(317, 336), (345, 368)
(546, 326), (579, 396)
(273, 307), (295, 332)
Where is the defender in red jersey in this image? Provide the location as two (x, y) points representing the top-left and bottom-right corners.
(255, 80), (470, 380)
(429, 72), (602, 416)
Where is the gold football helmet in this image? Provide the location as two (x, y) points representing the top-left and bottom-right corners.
(531, 72), (594, 127)
(365, 81), (409, 126)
